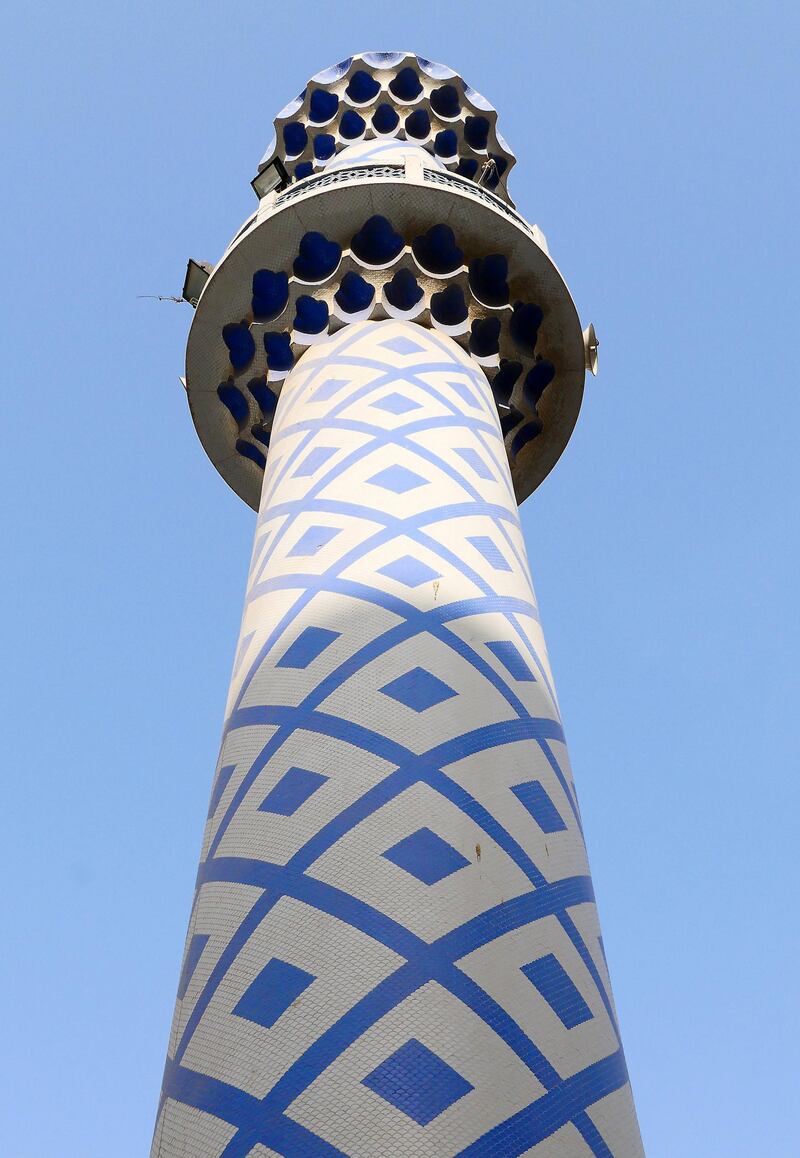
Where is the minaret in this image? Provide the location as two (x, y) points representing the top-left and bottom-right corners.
(153, 51), (643, 1158)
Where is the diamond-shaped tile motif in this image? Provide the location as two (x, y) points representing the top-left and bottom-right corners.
(379, 666), (456, 712)
(378, 555), (440, 588)
(521, 954), (593, 1029)
(313, 377), (348, 402)
(259, 766), (328, 816)
(455, 446), (494, 480)
(380, 335), (424, 355)
(372, 392), (422, 416)
(363, 1038), (473, 1125)
(486, 639), (535, 682)
(449, 378), (480, 410)
(293, 445), (337, 477)
(367, 465), (428, 494)
(233, 958), (316, 1029)
(276, 626), (340, 669)
(468, 534), (512, 572)
(511, 780), (567, 833)
(382, 826), (470, 885)
(288, 525), (340, 557)
(207, 763), (236, 818)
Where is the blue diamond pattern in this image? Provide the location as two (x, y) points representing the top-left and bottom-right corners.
(233, 958), (316, 1029)
(293, 445), (337, 477)
(363, 1038), (473, 1125)
(449, 378), (480, 410)
(368, 465), (428, 494)
(455, 447), (494, 480)
(178, 933), (210, 999)
(521, 954), (593, 1029)
(383, 826), (470, 885)
(372, 392), (421, 416)
(276, 626), (340, 669)
(380, 335), (424, 355)
(468, 534), (512, 572)
(259, 766), (328, 816)
(378, 555), (440, 588)
(380, 666), (457, 712)
(314, 377), (349, 401)
(288, 525), (340, 557)
(511, 780), (567, 833)
(486, 639), (535, 682)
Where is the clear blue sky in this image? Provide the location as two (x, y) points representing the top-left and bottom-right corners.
(1, 3), (797, 1155)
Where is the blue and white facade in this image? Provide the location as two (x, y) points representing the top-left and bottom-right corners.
(154, 53), (642, 1158)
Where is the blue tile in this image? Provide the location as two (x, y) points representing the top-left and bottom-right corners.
(486, 640), (535, 682)
(380, 667), (456, 712)
(233, 958), (316, 1029)
(521, 954), (593, 1029)
(380, 335), (424, 355)
(276, 626), (340, 669)
(293, 445), (337, 477)
(178, 934), (210, 999)
(449, 378), (480, 410)
(288, 525), (340, 557)
(455, 447), (494, 480)
(372, 392), (421, 416)
(378, 555), (440, 588)
(363, 1038), (473, 1125)
(368, 465), (428, 494)
(259, 766), (328, 816)
(468, 534), (511, 571)
(314, 377), (349, 402)
(383, 827), (469, 885)
(207, 763), (236, 817)
(511, 780), (567, 833)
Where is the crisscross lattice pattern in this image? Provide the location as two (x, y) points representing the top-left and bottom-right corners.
(152, 321), (643, 1158)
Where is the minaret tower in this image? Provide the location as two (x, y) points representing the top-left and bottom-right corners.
(153, 51), (643, 1158)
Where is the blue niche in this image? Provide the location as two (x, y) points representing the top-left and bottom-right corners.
(236, 438), (267, 469)
(469, 254), (509, 307)
(309, 88), (339, 123)
(294, 161), (314, 180)
(469, 317), (501, 358)
(510, 302), (544, 354)
(247, 377), (278, 415)
(251, 269), (289, 321)
(222, 322), (255, 370)
(346, 69), (381, 104)
(340, 110), (366, 139)
(250, 423), (271, 448)
(217, 381), (249, 424)
(293, 295), (329, 335)
(491, 360), (522, 406)
(484, 153), (508, 189)
(412, 224), (463, 274)
(464, 115), (490, 151)
(351, 215), (404, 266)
(372, 103), (400, 134)
(282, 122), (308, 157)
(431, 284), (467, 327)
(293, 232), (342, 282)
(384, 268), (423, 312)
(335, 271), (375, 315)
(313, 133), (336, 160)
(499, 406), (524, 437)
(511, 418), (544, 456)
(523, 359), (555, 408)
(405, 109), (431, 139)
(263, 332), (294, 371)
(456, 158), (479, 180)
(434, 129), (458, 159)
(389, 67), (423, 102)
(430, 84), (460, 119)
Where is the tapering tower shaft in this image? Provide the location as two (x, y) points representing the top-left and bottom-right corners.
(152, 321), (642, 1157)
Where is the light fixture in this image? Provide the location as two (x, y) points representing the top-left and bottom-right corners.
(181, 259), (213, 306)
(250, 157), (290, 200)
